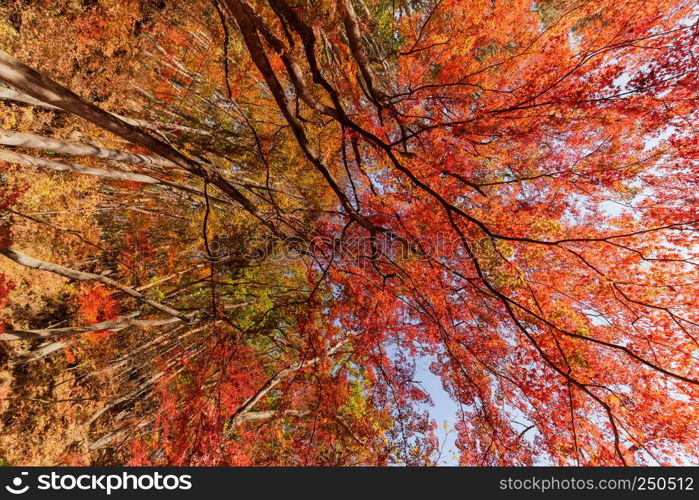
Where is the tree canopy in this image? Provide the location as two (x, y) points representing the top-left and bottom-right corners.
(0, 0), (697, 466)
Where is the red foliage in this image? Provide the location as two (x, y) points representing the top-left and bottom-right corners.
(76, 283), (119, 324)
(76, 283), (119, 344)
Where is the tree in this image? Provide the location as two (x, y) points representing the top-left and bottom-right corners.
(0, 0), (696, 466)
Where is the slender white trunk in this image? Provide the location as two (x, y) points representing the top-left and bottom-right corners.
(0, 246), (190, 321)
(0, 149), (231, 204)
(0, 149), (159, 183)
(0, 130), (176, 168)
(0, 315), (181, 341)
(0, 50), (256, 213)
(0, 87), (202, 134)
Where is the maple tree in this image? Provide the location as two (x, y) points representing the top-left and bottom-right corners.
(0, 0), (697, 466)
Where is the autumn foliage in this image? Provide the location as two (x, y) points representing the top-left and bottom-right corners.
(0, 0), (696, 466)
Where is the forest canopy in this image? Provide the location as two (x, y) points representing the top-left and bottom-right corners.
(0, 0), (697, 466)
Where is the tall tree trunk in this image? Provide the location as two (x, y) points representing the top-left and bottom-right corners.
(0, 130), (176, 168)
(0, 149), (231, 204)
(0, 246), (190, 321)
(0, 87), (202, 133)
(0, 315), (181, 341)
(0, 50), (257, 214)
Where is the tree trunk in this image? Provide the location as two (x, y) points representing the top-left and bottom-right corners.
(0, 50), (256, 214)
(0, 130), (176, 168)
(0, 315), (181, 341)
(0, 246), (190, 321)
